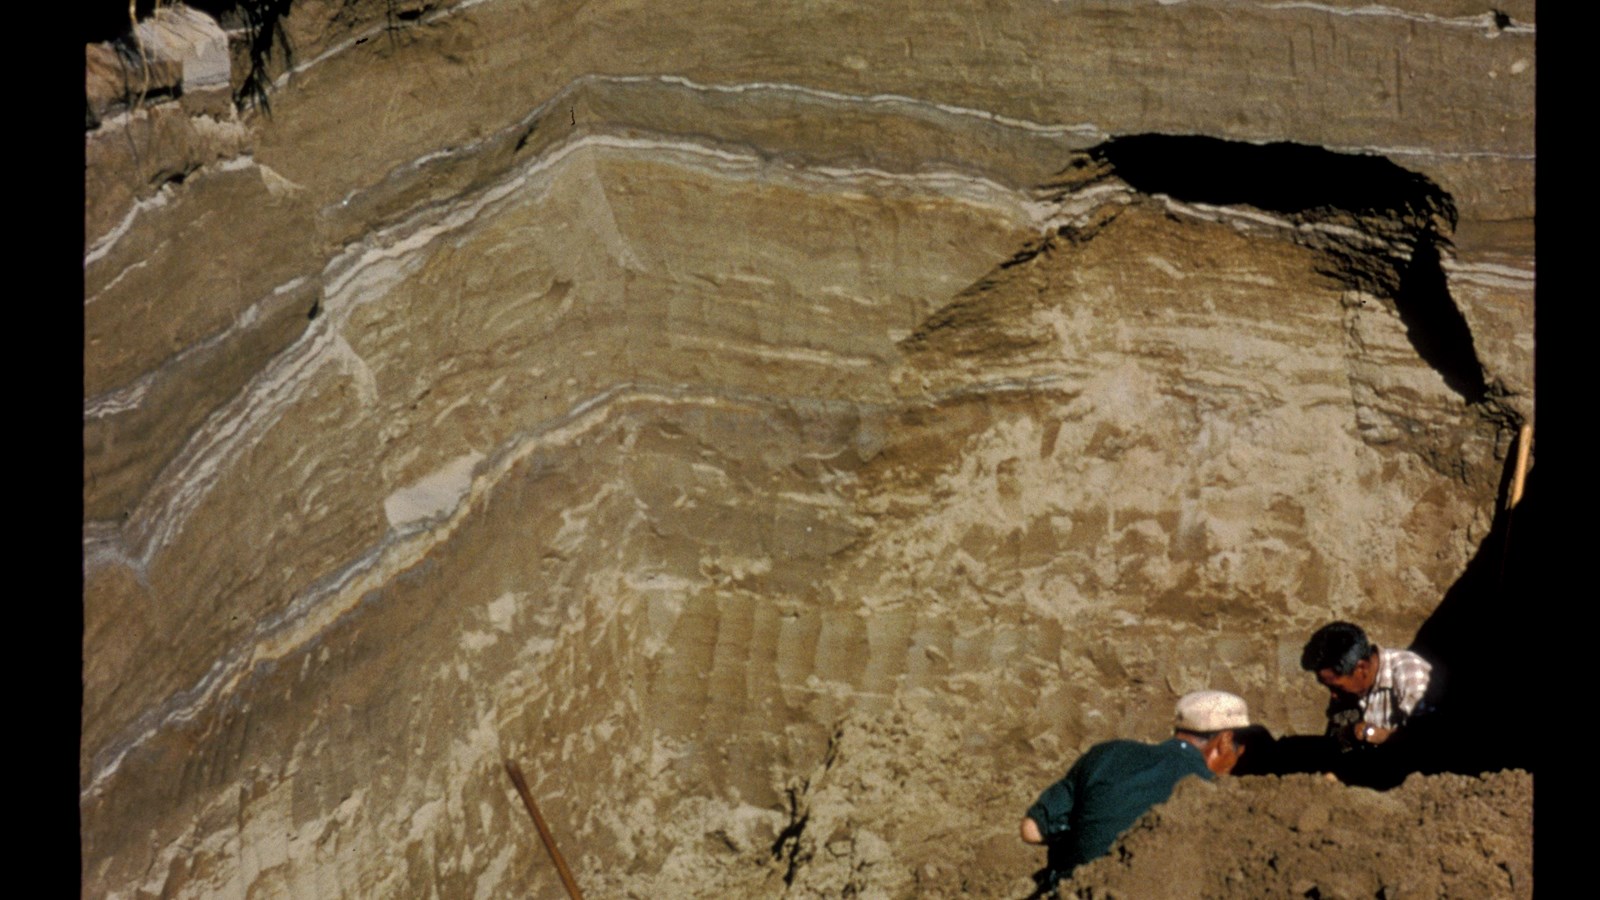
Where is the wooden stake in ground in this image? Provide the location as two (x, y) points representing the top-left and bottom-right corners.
(504, 759), (586, 900)
(1508, 423), (1532, 509)
(1496, 422), (1533, 587)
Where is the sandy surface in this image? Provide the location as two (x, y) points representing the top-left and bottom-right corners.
(570, 697), (1530, 899)
(1062, 770), (1532, 899)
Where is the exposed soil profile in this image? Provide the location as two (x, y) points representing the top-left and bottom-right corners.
(82, 4), (1535, 897)
(1063, 770), (1531, 900)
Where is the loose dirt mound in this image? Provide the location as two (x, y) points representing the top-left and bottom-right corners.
(1065, 770), (1531, 899)
(579, 702), (1530, 899)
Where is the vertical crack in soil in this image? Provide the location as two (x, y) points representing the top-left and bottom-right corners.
(770, 723), (845, 887)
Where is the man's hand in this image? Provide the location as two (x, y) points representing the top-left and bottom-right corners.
(1020, 816), (1044, 845)
(1345, 722), (1393, 746)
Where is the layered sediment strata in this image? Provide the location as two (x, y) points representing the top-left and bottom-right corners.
(84, 1), (1532, 896)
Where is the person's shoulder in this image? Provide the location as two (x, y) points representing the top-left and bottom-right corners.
(1104, 738), (1169, 755)
(1387, 646), (1432, 667)
(1104, 737), (1197, 764)
(1072, 738), (1147, 767)
(1155, 736), (1207, 761)
(1078, 738), (1137, 759)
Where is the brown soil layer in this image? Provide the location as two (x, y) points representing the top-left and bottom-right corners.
(579, 701), (1531, 900)
(1064, 770), (1531, 899)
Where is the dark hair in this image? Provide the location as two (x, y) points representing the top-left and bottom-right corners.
(1174, 728), (1227, 741)
(1300, 621), (1374, 674)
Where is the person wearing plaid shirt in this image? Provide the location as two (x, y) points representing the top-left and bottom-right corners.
(1300, 621), (1434, 748)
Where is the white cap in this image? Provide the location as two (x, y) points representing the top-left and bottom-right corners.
(1174, 690), (1250, 732)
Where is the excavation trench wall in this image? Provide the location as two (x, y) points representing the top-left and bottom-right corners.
(83, 2), (1533, 897)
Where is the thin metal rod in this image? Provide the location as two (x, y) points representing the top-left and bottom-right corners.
(504, 759), (585, 900)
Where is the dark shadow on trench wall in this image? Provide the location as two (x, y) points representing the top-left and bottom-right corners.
(1404, 463), (1540, 773)
(1093, 134), (1488, 403)
(1092, 134), (1451, 220)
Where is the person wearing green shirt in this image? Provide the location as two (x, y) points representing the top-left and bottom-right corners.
(1020, 691), (1251, 894)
